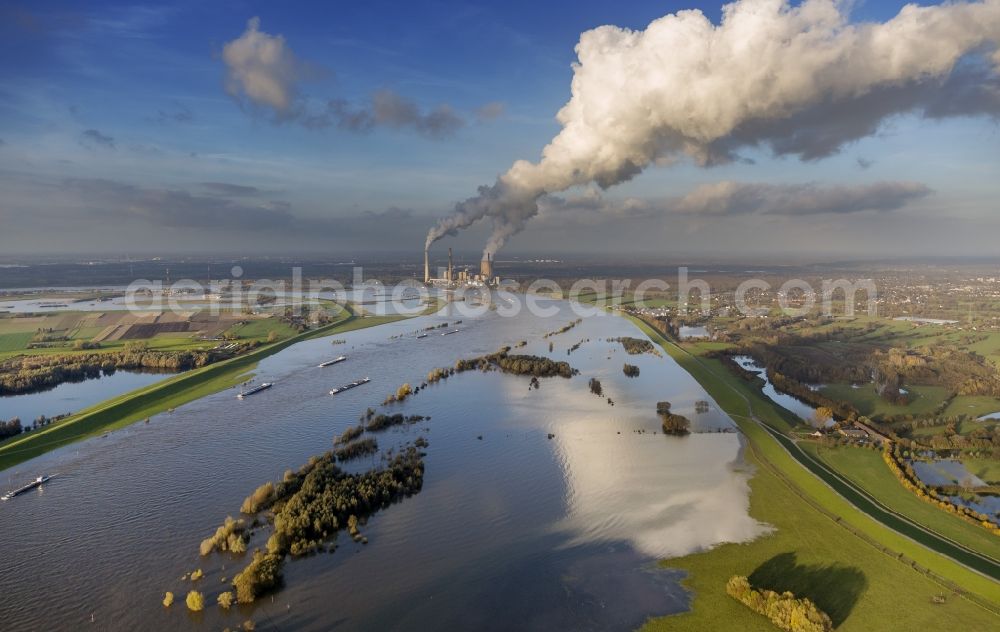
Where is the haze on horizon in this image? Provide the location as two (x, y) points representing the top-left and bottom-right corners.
(1, 0), (999, 259)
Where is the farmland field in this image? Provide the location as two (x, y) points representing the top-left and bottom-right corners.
(820, 383), (951, 419)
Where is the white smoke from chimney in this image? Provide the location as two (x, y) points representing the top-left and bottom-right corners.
(425, 0), (1000, 257)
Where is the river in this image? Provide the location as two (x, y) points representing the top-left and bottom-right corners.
(0, 298), (767, 631)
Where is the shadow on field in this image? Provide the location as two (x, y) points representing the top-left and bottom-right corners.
(749, 552), (867, 626)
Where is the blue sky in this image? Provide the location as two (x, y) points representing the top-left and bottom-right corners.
(0, 0), (997, 259)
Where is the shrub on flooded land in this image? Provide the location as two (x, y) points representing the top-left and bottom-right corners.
(185, 590), (204, 612)
(365, 413), (425, 432)
(623, 364), (640, 377)
(233, 551), (283, 604)
(426, 367), (451, 383)
(334, 437), (378, 462)
(543, 319), (582, 338)
(334, 424), (364, 445)
(384, 382), (413, 405)
(240, 482), (276, 514)
(200, 516), (249, 556)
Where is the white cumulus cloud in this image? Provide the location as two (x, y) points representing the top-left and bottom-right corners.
(222, 17), (309, 116)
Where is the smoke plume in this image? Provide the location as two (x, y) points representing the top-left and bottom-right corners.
(426, 0), (1000, 257)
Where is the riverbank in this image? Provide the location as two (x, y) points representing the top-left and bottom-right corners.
(0, 304), (433, 472)
(625, 316), (1000, 630)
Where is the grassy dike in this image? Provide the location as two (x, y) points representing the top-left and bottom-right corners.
(0, 305), (426, 472)
(799, 442), (1000, 562)
(623, 317), (1000, 630)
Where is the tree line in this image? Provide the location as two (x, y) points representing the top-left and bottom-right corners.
(0, 347), (221, 396)
(726, 575), (833, 632)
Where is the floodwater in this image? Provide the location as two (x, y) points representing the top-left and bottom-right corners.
(910, 460), (985, 487)
(0, 370), (172, 422)
(910, 460), (1000, 524)
(0, 287), (427, 315)
(0, 298), (767, 631)
(732, 355), (832, 427)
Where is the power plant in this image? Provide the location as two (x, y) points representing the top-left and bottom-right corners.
(423, 247), (497, 286)
(479, 253), (493, 279)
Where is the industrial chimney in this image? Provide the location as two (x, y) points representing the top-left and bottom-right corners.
(447, 248), (454, 283)
(423, 249), (430, 283)
(480, 253), (493, 279)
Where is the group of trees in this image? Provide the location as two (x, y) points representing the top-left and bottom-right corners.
(240, 482), (277, 515)
(623, 364), (640, 378)
(725, 575), (833, 632)
(0, 347), (218, 396)
(334, 437), (378, 462)
(0, 418), (23, 440)
(364, 413), (425, 432)
(198, 441), (426, 605)
(232, 550), (283, 604)
(543, 318), (582, 338)
(589, 378), (603, 396)
(875, 346), (1000, 397)
(0, 414), (70, 439)
(452, 349), (577, 379)
(737, 331), (1000, 417)
(334, 424), (364, 446)
(384, 382), (413, 405)
(609, 336), (655, 355)
(657, 401), (691, 435)
(248, 446), (425, 601)
(199, 516), (249, 556)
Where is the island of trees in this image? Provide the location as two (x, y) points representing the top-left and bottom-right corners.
(657, 401), (691, 435)
(589, 378), (603, 396)
(452, 348), (577, 378)
(609, 336), (655, 355)
(623, 364), (640, 378)
(194, 444), (425, 605)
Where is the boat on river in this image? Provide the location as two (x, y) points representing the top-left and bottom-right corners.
(2, 475), (54, 501)
(237, 382), (274, 399)
(318, 355), (347, 368)
(330, 377), (371, 395)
